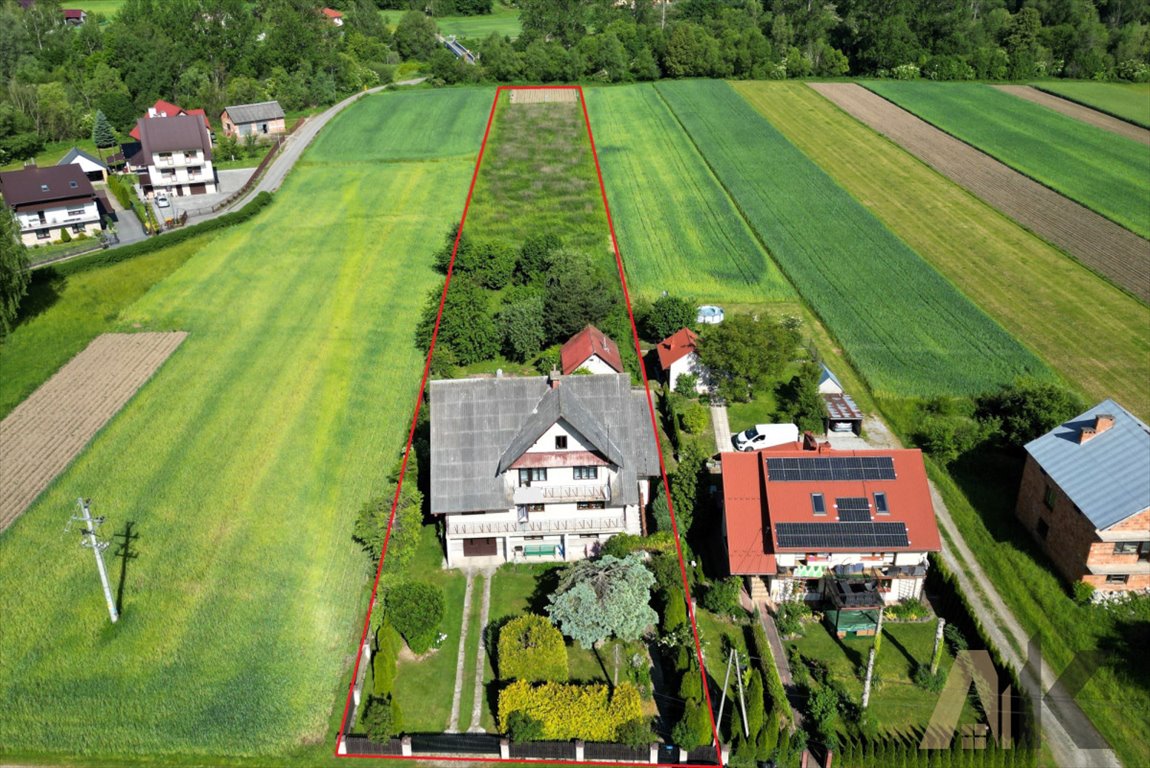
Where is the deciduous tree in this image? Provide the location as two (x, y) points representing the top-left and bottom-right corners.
(0, 209), (30, 339)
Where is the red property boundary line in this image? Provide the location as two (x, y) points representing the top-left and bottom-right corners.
(335, 85), (722, 766)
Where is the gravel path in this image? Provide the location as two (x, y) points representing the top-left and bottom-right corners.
(993, 85), (1150, 146)
(468, 571), (493, 733)
(809, 82), (1150, 302)
(0, 332), (187, 532)
(447, 571), (475, 733)
(711, 404), (733, 453)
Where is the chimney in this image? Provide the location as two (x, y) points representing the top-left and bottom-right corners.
(802, 431), (819, 451)
(1079, 414), (1115, 444)
(549, 368), (561, 389)
(817, 441), (833, 454)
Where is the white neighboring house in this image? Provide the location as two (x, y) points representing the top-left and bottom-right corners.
(654, 327), (708, 394)
(561, 325), (625, 375)
(137, 114), (217, 197)
(0, 165), (101, 246)
(818, 364), (844, 395)
(57, 147), (107, 182)
(430, 372), (660, 567)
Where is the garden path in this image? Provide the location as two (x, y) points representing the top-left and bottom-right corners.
(754, 605), (804, 730)
(447, 571), (475, 733)
(468, 572), (493, 732)
(711, 405), (733, 454)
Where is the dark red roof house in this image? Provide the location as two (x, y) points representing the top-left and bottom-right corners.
(560, 325), (624, 376)
(321, 7), (344, 25)
(653, 327), (708, 393)
(721, 447), (941, 635)
(129, 101), (211, 141)
(62, 8), (86, 24)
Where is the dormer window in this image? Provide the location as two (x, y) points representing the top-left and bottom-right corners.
(40, 184), (49, 191)
(69, 181), (78, 188)
(555, 435), (567, 450)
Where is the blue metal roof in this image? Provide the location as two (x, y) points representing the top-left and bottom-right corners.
(1024, 399), (1150, 530)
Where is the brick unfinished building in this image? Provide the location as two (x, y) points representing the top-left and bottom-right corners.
(1016, 399), (1150, 594)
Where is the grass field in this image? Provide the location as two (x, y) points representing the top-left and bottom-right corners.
(59, 0), (123, 17)
(1033, 80), (1150, 128)
(585, 85), (793, 304)
(435, 2), (520, 40)
(654, 80), (1048, 399)
(867, 81), (1150, 238)
(735, 82), (1150, 420)
(465, 90), (608, 253)
(0, 87), (491, 762)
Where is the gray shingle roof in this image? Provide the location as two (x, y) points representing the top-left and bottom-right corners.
(431, 374), (660, 515)
(224, 101), (284, 125)
(57, 147), (106, 170)
(1024, 399), (1150, 530)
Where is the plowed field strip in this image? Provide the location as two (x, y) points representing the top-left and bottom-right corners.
(810, 83), (1150, 303)
(992, 85), (1150, 146)
(0, 332), (186, 532)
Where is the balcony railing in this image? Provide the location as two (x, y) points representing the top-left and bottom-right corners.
(513, 482), (611, 505)
(447, 512), (626, 537)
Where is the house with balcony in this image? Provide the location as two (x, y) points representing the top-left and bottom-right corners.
(137, 115), (217, 197)
(721, 446), (941, 635)
(1016, 399), (1150, 595)
(430, 371), (660, 567)
(0, 164), (101, 246)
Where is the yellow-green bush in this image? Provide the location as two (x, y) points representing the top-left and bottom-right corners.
(497, 614), (568, 682)
(497, 680), (643, 741)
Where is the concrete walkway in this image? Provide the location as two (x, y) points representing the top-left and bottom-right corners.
(447, 571), (475, 733)
(468, 572), (493, 732)
(711, 404), (733, 454)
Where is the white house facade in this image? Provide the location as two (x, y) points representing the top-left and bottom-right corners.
(137, 115), (217, 197)
(0, 165), (101, 246)
(431, 373), (660, 567)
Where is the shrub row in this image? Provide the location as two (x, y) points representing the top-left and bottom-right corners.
(498, 680), (643, 742)
(50, 192), (274, 278)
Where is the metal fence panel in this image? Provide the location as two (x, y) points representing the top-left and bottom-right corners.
(409, 732), (502, 756)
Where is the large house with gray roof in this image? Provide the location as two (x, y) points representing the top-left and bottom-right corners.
(220, 101), (286, 139)
(1016, 399), (1150, 594)
(430, 372), (660, 567)
(137, 114), (217, 197)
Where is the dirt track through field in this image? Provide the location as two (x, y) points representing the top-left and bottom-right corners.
(993, 84), (1150, 146)
(0, 332), (186, 532)
(809, 83), (1150, 303)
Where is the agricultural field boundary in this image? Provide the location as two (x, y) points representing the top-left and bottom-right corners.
(737, 82), (1149, 419)
(992, 85), (1150, 146)
(864, 81), (1150, 240)
(1033, 81), (1150, 128)
(0, 332), (186, 532)
(336, 85), (722, 764)
(811, 83), (1150, 303)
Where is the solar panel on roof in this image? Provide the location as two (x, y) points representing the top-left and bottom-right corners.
(766, 456), (895, 482)
(775, 521), (909, 549)
(836, 497), (872, 521)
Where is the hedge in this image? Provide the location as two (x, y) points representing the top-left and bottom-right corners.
(46, 191), (274, 278)
(497, 681), (643, 741)
(497, 614), (568, 683)
(749, 607), (794, 730)
(372, 621), (402, 697)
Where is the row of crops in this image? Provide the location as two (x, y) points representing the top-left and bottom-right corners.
(585, 85), (793, 303)
(649, 80), (1049, 399)
(867, 81), (1150, 239)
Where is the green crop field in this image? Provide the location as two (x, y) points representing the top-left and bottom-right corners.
(0, 87), (491, 762)
(734, 81), (1150, 420)
(654, 80), (1048, 398)
(1034, 80), (1150, 128)
(585, 85), (793, 304)
(867, 81), (1150, 238)
(465, 90), (607, 252)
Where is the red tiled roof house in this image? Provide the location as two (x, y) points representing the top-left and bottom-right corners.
(561, 325), (624, 376)
(654, 327), (708, 394)
(721, 447), (942, 634)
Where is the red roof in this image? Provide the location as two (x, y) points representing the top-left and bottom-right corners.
(560, 325), (624, 375)
(655, 327), (698, 370)
(721, 448), (941, 575)
(62, 9), (85, 19)
(129, 101), (210, 140)
(321, 7), (342, 18)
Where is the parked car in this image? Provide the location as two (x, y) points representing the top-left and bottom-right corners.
(733, 423), (799, 452)
(154, 192), (170, 208)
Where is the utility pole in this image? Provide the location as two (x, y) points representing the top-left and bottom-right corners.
(861, 647), (876, 710)
(734, 649), (749, 738)
(69, 498), (119, 623)
(930, 617), (946, 675)
(715, 648), (735, 736)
